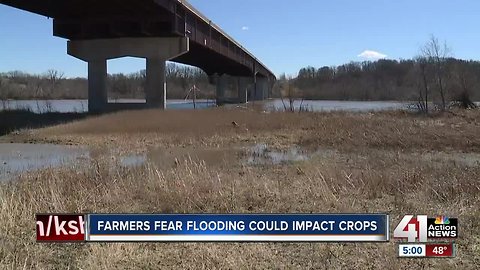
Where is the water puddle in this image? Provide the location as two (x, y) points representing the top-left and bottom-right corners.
(118, 147), (239, 170)
(119, 155), (147, 167)
(117, 144), (315, 169)
(246, 144), (310, 165)
(0, 143), (88, 181)
(2, 141), (478, 182)
(122, 146), (480, 169)
(414, 152), (480, 168)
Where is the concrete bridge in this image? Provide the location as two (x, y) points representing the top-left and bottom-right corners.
(0, 0), (276, 112)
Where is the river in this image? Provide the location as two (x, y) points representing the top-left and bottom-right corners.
(0, 99), (413, 113)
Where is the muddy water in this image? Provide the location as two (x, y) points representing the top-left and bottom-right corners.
(0, 143), (88, 181)
(118, 144), (480, 170)
(3, 141), (480, 182)
(119, 147), (241, 170)
(246, 144), (310, 165)
(0, 142), (303, 181)
(119, 144), (318, 169)
(413, 152), (480, 168)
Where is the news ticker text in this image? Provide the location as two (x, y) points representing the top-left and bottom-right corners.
(37, 213), (458, 259)
(37, 214), (389, 242)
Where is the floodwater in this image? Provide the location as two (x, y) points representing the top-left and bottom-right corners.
(247, 144), (310, 165)
(119, 147), (240, 170)
(2, 142), (480, 181)
(261, 100), (412, 112)
(119, 144), (320, 169)
(0, 99), (413, 113)
(0, 143), (88, 181)
(0, 99), (215, 113)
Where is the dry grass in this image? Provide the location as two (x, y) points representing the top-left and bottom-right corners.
(1, 108), (480, 269)
(0, 152), (479, 269)
(7, 108), (479, 154)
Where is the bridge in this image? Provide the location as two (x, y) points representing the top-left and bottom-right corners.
(0, 0), (276, 112)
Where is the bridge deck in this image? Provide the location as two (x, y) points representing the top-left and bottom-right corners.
(0, 0), (275, 79)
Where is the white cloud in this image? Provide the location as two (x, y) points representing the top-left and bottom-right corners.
(358, 50), (387, 60)
(241, 26), (249, 31)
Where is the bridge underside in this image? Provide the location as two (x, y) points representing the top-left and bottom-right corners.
(1, 0), (275, 112)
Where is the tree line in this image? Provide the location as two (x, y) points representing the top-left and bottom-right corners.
(0, 63), (216, 101)
(277, 37), (479, 112)
(2, 37), (479, 112)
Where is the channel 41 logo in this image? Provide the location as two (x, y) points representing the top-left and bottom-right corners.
(394, 215), (458, 242)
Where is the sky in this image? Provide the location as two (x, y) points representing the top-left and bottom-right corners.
(0, 0), (479, 78)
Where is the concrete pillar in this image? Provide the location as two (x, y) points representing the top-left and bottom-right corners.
(67, 37), (189, 112)
(267, 77), (274, 99)
(216, 74), (227, 106)
(208, 75), (216, 85)
(236, 77), (250, 104)
(87, 59), (107, 113)
(146, 58), (166, 109)
(254, 77), (269, 101)
(250, 76), (257, 101)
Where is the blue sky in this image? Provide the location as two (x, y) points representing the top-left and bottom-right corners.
(0, 0), (479, 77)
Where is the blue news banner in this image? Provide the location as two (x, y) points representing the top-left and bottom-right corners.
(86, 214), (389, 242)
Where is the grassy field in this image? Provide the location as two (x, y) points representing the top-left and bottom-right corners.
(0, 108), (479, 269)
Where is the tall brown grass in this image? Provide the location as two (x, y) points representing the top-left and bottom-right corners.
(0, 149), (478, 269)
(19, 108), (480, 154)
(1, 109), (479, 269)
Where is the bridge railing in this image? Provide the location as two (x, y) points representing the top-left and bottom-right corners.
(172, 0), (264, 75)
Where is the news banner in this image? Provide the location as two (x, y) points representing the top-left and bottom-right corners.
(36, 213), (458, 258)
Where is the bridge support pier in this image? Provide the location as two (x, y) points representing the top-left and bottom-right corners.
(87, 59), (108, 113)
(236, 77), (251, 104)
(67, 37), (189, 113)
(146, 58), (167, 109)
(216, 74), (228, 106)
(253, 77), (269, 101)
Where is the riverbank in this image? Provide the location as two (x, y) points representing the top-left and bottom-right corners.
(1, 108), (479, 269)
(0, 109), (88, 136)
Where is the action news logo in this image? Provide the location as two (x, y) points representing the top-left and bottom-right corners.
(36, 214), (85, 242)
(394, 215), (458, 243)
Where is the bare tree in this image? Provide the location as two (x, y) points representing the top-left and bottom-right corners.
(452, 61), (477, 109)
(33, 75), (44, 97)
(178, 66), (192, 96)
(414, 57), (431, 114)
(45, 69), (64, 98)
(421, 36), (451, 110)
(0, 77), (7, 109)
(279, 79), (303, 112)
(109, 74), (131, 97)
